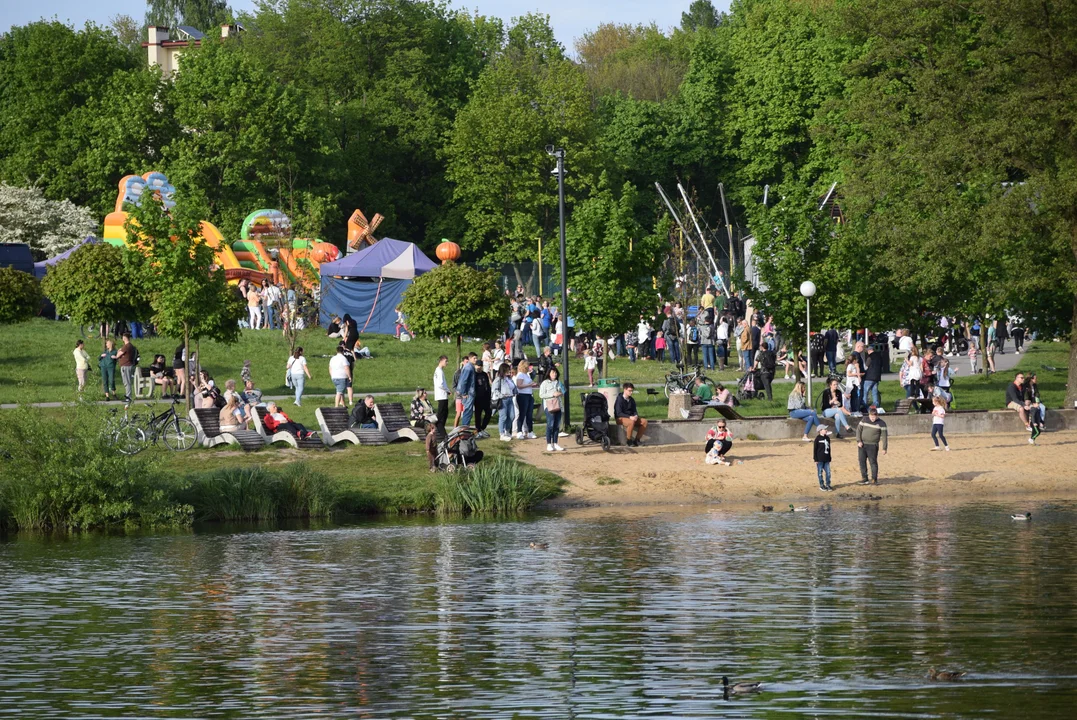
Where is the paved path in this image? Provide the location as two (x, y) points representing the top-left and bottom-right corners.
(0, 345), (1029, 410)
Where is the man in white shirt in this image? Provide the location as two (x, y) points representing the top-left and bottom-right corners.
(715, 316), (730, 371)
(263, 282), (283, 330)
(329, 345), (352, 407)
(433, 355), (450, 431)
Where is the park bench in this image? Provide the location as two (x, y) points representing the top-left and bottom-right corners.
(188, 408), (264, 451)
(374, 402), (420, 442)
(253, 407), (324, 449)
(133, 367), (155, 399)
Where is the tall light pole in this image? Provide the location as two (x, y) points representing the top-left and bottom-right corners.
(547, 145), (570, 426)
(800, 280), (816, 408)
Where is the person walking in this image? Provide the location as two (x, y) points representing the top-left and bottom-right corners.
(286, 347), (311, 406)
(584, 348), (597, 386)
(73, 340), (90, 394)
(329, 345), (352, 407)
(699, 319), (715, 371)
(823, 328), (839, 375)
(98, 339), (117, 401)
(753, 343), (776, 401)
(513, 360), (537, 439)
(845, 355), (862, 415)
(930, 396), (950, 451)
(493, 363), (518, 441)
(539, 367), (565, 452)
(686, 319), (700, 367)
(433, 355), (450, 432)
(1011, 321), (1026, 353)
(115, 332), (138, 403)
(813, 425), (833, 491)
(787, 381), (820, 440)
(901, 350), (922, 398)
(856, 405), (888, 485)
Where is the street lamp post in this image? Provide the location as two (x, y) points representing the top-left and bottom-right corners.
(547, 145), (570, 426)
(800, 280), (816, 408)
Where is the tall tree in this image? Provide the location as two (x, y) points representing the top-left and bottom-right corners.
(445, 14), (596, 265)
(0, 184), (96, 258)
(681, 0), (722, 32)
(145, 0), (231, 33)
(41, 243), (151, 326)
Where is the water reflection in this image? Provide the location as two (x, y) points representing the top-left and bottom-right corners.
(2, 503), (1076, 718)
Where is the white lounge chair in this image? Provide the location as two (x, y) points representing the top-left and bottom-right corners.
(375, 402), (420, 442)
(252, 407), (324, 449)
(188, 408), (265, 451)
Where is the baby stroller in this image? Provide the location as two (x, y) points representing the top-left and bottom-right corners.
(435, 426), (484, 472)
(736, 368), (766, 401)
(575, 392), (611, 451)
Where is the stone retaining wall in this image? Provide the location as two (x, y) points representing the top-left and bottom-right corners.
(607, 408), (1076, 446)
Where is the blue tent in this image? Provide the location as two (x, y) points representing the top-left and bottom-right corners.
(319, 238), (437, 334)
(33, 237), (97, 279)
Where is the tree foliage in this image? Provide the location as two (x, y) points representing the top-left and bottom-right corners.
(400, 263), (506, 361)
(0, 268), (42, 324)
(146, 0), (232, 33)
(559, 177), (668, 337)
(41, 242), (150, 325)
(0, 184), (96, 257)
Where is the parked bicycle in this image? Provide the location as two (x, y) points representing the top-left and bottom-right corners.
(106, 407), (146, 455)
(129, 397), (198, 452)
(664, 364), (717, 398)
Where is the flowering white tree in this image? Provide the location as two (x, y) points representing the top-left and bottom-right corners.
(0, 184), (96, 257)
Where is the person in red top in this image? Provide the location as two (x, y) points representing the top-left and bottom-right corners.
(263, 402), (315, 439)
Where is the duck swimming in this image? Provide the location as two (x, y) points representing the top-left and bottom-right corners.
(928, 668), (966, 681)
(1010, 513), (1031, 521)
(529, 542), (549, 550)
(762, 505), (774, 512)
(722, 676), (763, 694)
(789, 505), (807, 512)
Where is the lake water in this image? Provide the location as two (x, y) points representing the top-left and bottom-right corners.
(2, 502), (1076, 718)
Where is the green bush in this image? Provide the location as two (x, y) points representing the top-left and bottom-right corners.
(181, 463), (337, 522)
(434, 457), (546, 514)
(0, 267), (42, 324)
(0, 403), (190, 531)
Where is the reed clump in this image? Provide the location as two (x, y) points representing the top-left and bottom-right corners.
(180, 463), (337, 522)
(434, 457), (546, 514)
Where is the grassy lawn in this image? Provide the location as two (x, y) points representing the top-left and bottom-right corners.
(2, 318), (710, 404)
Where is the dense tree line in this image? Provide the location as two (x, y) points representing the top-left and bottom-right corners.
(1, 0), (1075, 400)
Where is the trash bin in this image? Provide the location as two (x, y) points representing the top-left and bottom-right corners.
(597, 377), (621, 388)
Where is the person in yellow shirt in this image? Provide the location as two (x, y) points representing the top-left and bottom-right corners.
(700, 286), (715, 311)
(73, 339), (91, 393)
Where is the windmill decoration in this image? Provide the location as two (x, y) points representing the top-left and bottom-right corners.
(347, 208), (384, 251)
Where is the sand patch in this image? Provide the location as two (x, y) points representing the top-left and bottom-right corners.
(516, 431), (1077, 507)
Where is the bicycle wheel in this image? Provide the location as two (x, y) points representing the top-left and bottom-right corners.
(113, 425), (147, 455)
(664, 380), (681, 398)
(161, 416), (197, 451)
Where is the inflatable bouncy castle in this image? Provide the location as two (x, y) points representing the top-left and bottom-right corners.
(232, 209), (338, 290)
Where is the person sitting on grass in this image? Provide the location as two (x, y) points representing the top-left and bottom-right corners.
(350, 395), (379, 429)
(614, 382), (648, 447)
(263, 402), (315, 439)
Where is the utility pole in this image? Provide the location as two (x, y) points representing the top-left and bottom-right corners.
(548, 146), (571, 426)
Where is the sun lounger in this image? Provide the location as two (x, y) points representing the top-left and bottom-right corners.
(316, 406), (387, 446)
(252, 407), (324, 449)
(188, 408), (265, 451)
(374, 402), (420, 442)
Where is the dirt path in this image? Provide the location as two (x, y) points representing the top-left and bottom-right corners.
(516, 430), (1077, 508)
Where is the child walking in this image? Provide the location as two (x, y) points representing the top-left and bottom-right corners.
(584, 348), (598, 387)
(655, 332), (666, 363)
(813, 425), (833, 491)
(968, 343), (980, 375)
(705, 421), (734, 466)
(930, 396), (950, 451)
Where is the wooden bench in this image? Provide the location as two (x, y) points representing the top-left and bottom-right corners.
(316, 406), (387, 446)
(375, 402), (420, 442)
(253, 407), (324, 449)
(188, 408), (264, 451)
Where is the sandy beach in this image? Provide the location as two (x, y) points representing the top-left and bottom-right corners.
(517, 430), (1077, 507)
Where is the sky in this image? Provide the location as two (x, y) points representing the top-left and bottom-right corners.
(2, 1), (733, 50)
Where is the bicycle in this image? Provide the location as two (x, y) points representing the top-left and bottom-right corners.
(130, 396), (198, 451)
(664, 364), (717, 398)
(106, 407), (147, 455)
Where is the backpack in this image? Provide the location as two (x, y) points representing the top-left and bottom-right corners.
(689, 326), (700, 343)
(132, 346), (141, 365)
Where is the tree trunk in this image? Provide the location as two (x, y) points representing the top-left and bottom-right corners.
(456, 334), (462, 368)
(1067, 293), (1077, 409)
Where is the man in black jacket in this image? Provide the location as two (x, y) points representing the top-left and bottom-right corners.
(614, 382), (648, 447)
(350, 395), (378, 429)
(753, 345), (776, 401)
(474, 369), (493, 439)
(861, 344), (884, 409)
